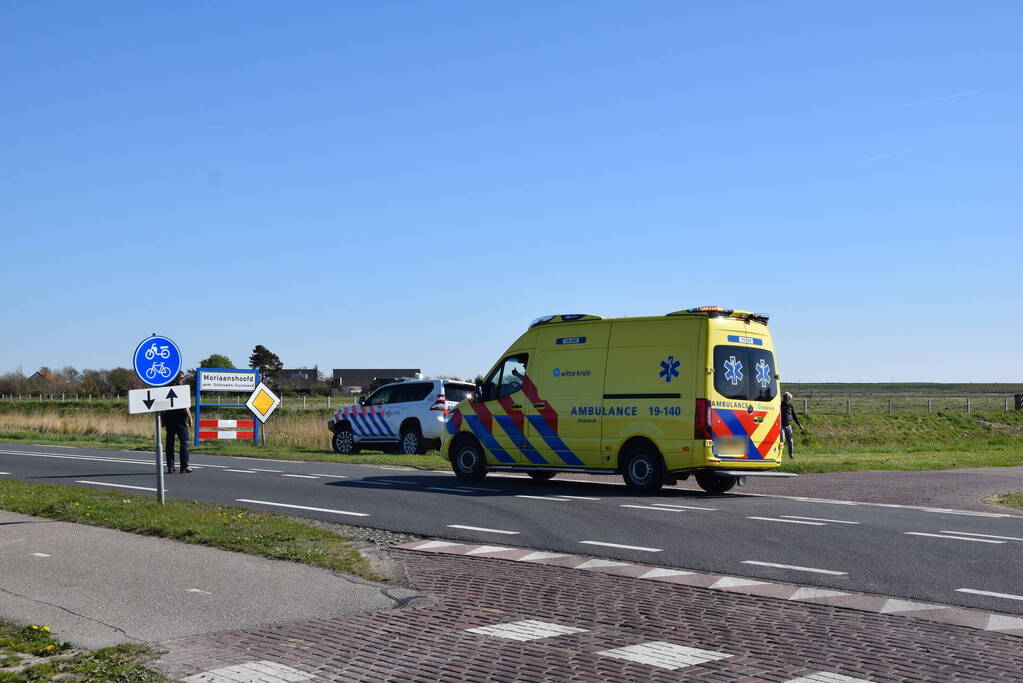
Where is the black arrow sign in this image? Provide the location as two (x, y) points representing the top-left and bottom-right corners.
(143, 390), (155, 410)
(166, 388), (177, 407)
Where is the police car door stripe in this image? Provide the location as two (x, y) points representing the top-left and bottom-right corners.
(526, 416), (585, 466)
(464, 415), (516, 463)
(494, 415), (548, 465)
(354, 410), (378, 436)
(368, 407), (392, 435)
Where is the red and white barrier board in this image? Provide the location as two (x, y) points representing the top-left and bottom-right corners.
(199, 419), (255, 440)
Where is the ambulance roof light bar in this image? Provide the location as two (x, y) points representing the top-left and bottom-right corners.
(667, 307), (770, 323)
(529, 313), (602, 329)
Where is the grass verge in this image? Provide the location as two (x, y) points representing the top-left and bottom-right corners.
(0, 621), (168, 681)
(0, 480), (379, 580)
(989, 492), (1023, 512)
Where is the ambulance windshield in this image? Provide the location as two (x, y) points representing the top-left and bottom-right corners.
(713, 345), (777, 402)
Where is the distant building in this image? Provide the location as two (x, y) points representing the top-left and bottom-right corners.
(28, 370), (57, 383)
(332, 368), (421, 395)
(278, 367), (321, 390)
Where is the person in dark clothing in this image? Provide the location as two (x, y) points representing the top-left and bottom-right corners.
(780, 391), (805, 459)
(163, 373), (193, 473)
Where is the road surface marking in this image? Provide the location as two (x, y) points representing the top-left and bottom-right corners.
(942, 530), (1023, 542)
(923, 508), (1010, 518)
(235, 499), (369, 517)
(785, 673), (869, 683)
(457, 486), (502, 492)
(192, 463), (228, 468)
(579, 541), (662, 552)
(519, 551), (569, 562)
(559, 495), (601, 500)
(0, 472), (9, 475)
(282, 474), (320, 479)
(448, 524), (520, 535)
(374, 479), (418, 485)
(955, 588), (1023, 602)
(639, 568), (695, 579)
(781, 516), (860, 524)
(748, 516), (826, 525)
(904, 532), (1004, 543)
(596, 642), (732, 670)
(183, 661), (314, 683)
(429, 486), (483, 493)
(742, 561), (847, 576)
(248, 468), (283, 472)
(1, 450), (152, 466)
(76, 480), (158, 492)
(648, 503), (717, 511)
(31, 553), (50, 558)
(575, 558), (631, 569)
(234, 457), (296, 463)
(795, 498), (859, 506)
(224, 469), (257, 474)
(621, 505), (684, 512)
(310, 473), (345, 477)
(187, 588), (213, 595)
(516, 495), (572, 501)
(467, 620), (588, 641)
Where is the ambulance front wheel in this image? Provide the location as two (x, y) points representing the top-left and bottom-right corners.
(695, 471), (736, 494)
(622, 446), (665, 492)
(452, 439), (488, 481)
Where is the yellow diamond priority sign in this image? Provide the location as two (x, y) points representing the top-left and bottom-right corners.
(246, 382), (281, 423)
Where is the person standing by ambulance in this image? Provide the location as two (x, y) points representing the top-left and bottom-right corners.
(163, 372), (193, 473)
(781, 392), (804, 459)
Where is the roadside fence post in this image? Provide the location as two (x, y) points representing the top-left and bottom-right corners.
(966, 398), (971, 414)
(846, 400), (851, 415)
(802, 399), (808, 415)
(928, 399), (932, 414)
(303, 396), (307, 409)
(1006, 397), (1010, 412)
(328, 395), (331, 409)
(888, 399), (893, 416)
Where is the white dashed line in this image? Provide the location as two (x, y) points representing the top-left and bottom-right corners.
(955, 588), (1023, 602)
(76, 480), (159, 492)
(579, 541), (662, 552)
(429, 487), (483, 493)
(457, 486), (502, 492)
(224, 469), (257, 474)
(235, 499), (369, 517)
(923, 508), (1010, 518)
(447, 524), (520, 535)
(516, 495), (572, 501)
(941, 531), (1023, 542)
(467, 620), (588, 641)
(0, 472), (9, 475)
(648, 503), (718, 511)
(621, 505), (684, 512)
(187, 588), (213, 595)
(748, 516), (826, 525)
(904, 532), (1005, 543)
(781, 516), (860, 524)
(597, 642), (732, 670)
(31, 553), (50, 558)
(192, 463), (228, 468)
(559, 495), (601, 500)
(310, 473), (345, 477)
(741, 561), (847, 576)
(248, 468), (283, 473)
(282, 474), (320, 479)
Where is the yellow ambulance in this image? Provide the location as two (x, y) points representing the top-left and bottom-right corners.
(442, 307), (793, 493)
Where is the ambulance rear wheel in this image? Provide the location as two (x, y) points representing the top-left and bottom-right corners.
(527, 471), (557, 481)
(622, 447), (665, 492)
(695, 471), (736, 494)
(452, 439), (487, 481)
(331, 425), (360, 454)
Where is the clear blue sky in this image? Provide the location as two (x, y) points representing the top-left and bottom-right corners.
(2, 2), (1019, 382)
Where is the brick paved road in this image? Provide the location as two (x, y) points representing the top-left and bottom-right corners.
(159, 550), (1023, 682)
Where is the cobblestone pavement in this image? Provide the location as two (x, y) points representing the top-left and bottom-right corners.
(159, 549), (1023, 682)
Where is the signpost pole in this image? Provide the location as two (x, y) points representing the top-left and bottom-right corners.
(155, 413), (166, 505)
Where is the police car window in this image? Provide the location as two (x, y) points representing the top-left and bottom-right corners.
(713, 346), (750, 401)
(444, 383), (474, 403)
(404, 383), (433, 402)
(365, 387), (392, 405)
(498, 355), (527, 398)
(748, 349), (777, 402)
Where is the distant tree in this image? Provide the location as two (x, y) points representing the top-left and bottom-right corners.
(107, 367), (135, 394)
(198, 354), (235, 369)
(248, 345), (283, 384)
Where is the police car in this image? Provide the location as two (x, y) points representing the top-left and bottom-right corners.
(329, 379), (476, 455)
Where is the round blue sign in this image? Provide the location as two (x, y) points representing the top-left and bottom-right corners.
(133, 335), (182, 387)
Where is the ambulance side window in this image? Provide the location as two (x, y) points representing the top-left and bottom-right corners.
(481, 354), (529, 401)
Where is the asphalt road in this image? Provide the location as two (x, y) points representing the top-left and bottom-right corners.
(2, 442), (1022, 617)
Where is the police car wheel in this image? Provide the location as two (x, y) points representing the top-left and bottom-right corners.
(400, 425), (425, 455)
(695, 471), (736, 494)
(332, 426), (359, 454)
(452, 440), (487, 480)
(527, 471), (556, 481)
(623, 448), (665, 492)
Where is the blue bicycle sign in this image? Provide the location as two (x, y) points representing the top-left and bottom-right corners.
(133, 336), (182, 387)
